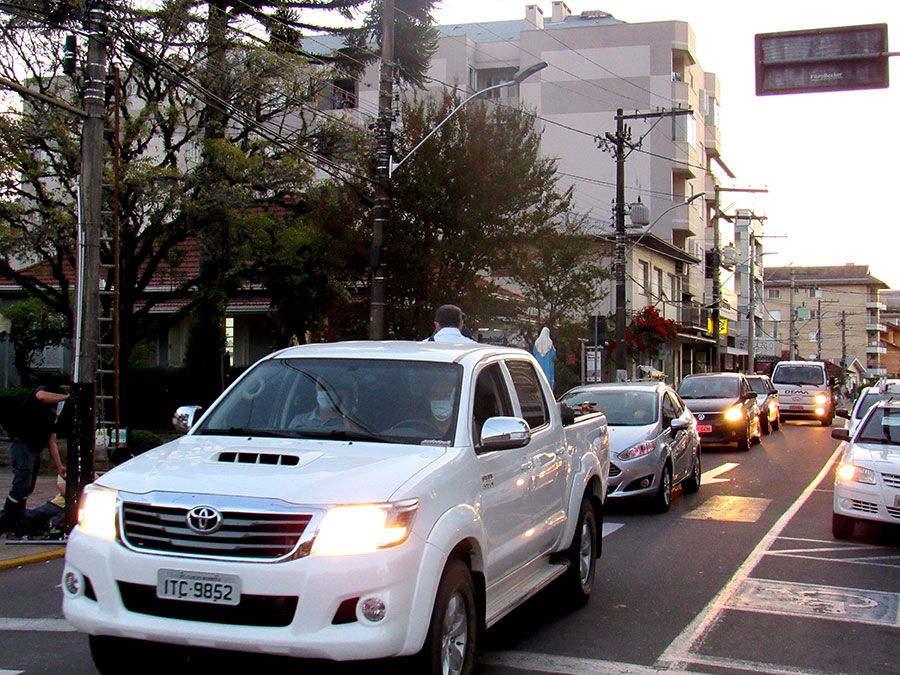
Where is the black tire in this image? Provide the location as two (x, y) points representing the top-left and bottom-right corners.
(652, 464), (673, 512)
(419, 559), (477, 675)
(820, 415), (833, 427)
(89, 636), (188, 674)
(737, 426), (751, 451)
(772, 415), (780, 431)
(760, 415), (770, 435)
(558, 498), (597, 607)
(832, 513), (855, 540)
(682, 451), (701, 494)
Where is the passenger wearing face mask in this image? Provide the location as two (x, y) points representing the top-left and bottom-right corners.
(427, 378), (458, 440)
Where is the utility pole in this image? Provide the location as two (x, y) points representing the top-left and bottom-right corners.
(816, 298), (823, 360)
(711, 187), (768, 372)
(840, 310), (848, 367)
(67, 0), (107, 530)
(747, 237), (756, 373)
(609, 108), (691, 380)
(369, 0), (394, 340)
(788, 272), (796, 360)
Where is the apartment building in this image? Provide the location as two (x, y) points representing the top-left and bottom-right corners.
(763, 265), (889, 377)
(880, 289), (900, 377)
(336, 1), (730, 379)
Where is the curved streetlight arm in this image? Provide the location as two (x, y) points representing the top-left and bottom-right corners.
(630, 192), (705, 250)
(389, 61), (547, 177)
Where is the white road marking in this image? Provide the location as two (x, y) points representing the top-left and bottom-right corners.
(602, 522), (624, 537)
(480, 650), (693, 674)
(763, 551), (900, 570)
(700, 462), (739, 485)
(678, 653), (849, 675)
(723, 578), (899, 627)
(0, 618), (76, 632)
(656, 444), (844, 671)
(0, 670), (24, 675)
(681, 495), (771, 523)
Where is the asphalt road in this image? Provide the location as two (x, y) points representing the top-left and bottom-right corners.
(1, 421), (897, 674)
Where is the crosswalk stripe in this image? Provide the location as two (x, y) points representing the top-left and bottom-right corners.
(0, 618), (76, 632)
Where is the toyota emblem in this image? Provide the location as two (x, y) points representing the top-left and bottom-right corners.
(696, 413), (705, 420)
(186, 506), (223, 534)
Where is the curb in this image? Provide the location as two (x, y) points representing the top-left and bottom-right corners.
(0, 547), (66, 571)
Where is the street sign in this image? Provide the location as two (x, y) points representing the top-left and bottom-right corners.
(755, 24), (889, 96)
(707, 317), (728, 335)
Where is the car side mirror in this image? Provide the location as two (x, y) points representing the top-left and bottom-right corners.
(559, 403), (576, 426)
(480, 416), (531, 450)
(835, 408), (850, 419)
(831, 428), (850, 442)
(744, 392), (758, 400)
(671, 418), (690, 431)
(173, 405), (203, 433)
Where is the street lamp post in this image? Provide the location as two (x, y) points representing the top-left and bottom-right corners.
(368, 61), (548, 339)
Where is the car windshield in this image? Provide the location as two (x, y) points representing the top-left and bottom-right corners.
(196, 358), (462, 446)
(772, 365), (825, 386)
(854, 392), (895, 420)
(748, 379), (770, 396)
(856, 408), (900, 445)
(677, 377), (740, 399)
(559, 390), (658, 426)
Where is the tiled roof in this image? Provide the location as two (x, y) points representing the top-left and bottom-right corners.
(764, 265), (888, 289)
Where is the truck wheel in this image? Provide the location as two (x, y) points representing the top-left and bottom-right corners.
(820, 414), (833, 427)
(737, 427), (751, 451)
(558, 498), (597, 607)
(832, 513), (855, 540)
(772, 415), (780, 431)
(682, 452), (701, 495)
(419, 559), (476, 675)
(89, 636), (187, 674)
(652, 465), (673, 512)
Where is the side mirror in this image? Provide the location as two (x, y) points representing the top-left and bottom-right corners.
(835, 408), (850, 419)
(744, 392), (758, 400)
(480, 416), (531, 450)
(559, 403), (576, 426)
(173, 405), (203, 433)
(831, 428), (850, 442)
(671, 418), (690, 431)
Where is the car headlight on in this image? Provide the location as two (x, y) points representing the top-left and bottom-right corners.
(77, 485), (119, 541)
(814, 393), (828, 405)
(618, 440), (656, 461)
(836, 463), (876, 485)
(724, 406), (744, 422)
(311, 499), (418, 556)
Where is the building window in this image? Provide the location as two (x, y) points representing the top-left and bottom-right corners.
(672, 114), (697, 146)
(324, 79), (357, 110)
(476, 68), (519, 100)
(655, 268), (664, 300)
(767, 288), (780, 299)
(640, 261), (650, 297)
(468, 66), (477, 93)
(225, 317), (235, 362)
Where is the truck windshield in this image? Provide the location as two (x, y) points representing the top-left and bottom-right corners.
(196, 358), (463, 446)
(772, 365), (825, 386)
(677, 376), (740, 399)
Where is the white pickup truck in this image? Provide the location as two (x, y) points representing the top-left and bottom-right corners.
(63, 341), (609, 674)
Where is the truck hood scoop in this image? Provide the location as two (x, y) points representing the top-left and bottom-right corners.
(217, 451), (301, 466)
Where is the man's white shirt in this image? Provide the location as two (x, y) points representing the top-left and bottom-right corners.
(427, 327), (476, 343)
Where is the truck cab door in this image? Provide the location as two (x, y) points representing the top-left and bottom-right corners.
(504, 359), (567, 559)
(471, 362), (534, 582)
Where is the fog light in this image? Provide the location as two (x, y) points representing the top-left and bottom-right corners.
(815, 407), (826, 416)
(641, 478), (651, 488)
(64, 571), (82, 596)
(361, 597), (386, 622)
(840, 498), (852, 510)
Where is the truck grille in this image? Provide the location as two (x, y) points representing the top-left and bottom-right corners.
(121, 503), (312, 561)
(881, 472), (900, 489)
(118, 582), (298, 627)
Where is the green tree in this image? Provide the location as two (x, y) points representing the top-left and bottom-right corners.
(3, 297), (68, 382)
(382, 92), (574, 338)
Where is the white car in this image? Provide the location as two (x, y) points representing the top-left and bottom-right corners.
(837, 379), (900, 436)
(63, 341), (609, 674)
(831, 400), (900, 539)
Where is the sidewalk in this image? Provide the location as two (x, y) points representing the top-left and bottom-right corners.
(0, 468), (67, 570)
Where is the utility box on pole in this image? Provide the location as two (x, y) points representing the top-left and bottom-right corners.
(755, 24), (889, 96)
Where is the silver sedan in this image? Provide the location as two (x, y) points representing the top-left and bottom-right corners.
(559, 382), (701, 512)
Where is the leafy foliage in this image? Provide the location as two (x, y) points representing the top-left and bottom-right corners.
(2, 297), (68, 381)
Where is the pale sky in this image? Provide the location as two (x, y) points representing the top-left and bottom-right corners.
(430, 1), (900, 288)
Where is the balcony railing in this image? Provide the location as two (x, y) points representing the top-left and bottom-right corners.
(866, 301), (887, 311)
(868, 367), (888, 377)
(680, 302), (708, 330)
(865, 344), (887, 354)
(866, 323), (887, 333)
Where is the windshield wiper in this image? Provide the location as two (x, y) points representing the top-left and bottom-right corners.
(196, 427), (284, 438)
(284, 429), (390, 442)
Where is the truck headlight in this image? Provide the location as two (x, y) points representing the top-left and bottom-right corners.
(836, 463), (876, 485)
(814, 394), (828, 405)
(724, 406), (744, 422)
(77, 485), (119, 541)
(311, 500), (418, 556)
(618, 440), (655, 461)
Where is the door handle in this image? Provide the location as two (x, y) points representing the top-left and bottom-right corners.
(520, 461), (534, 473)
